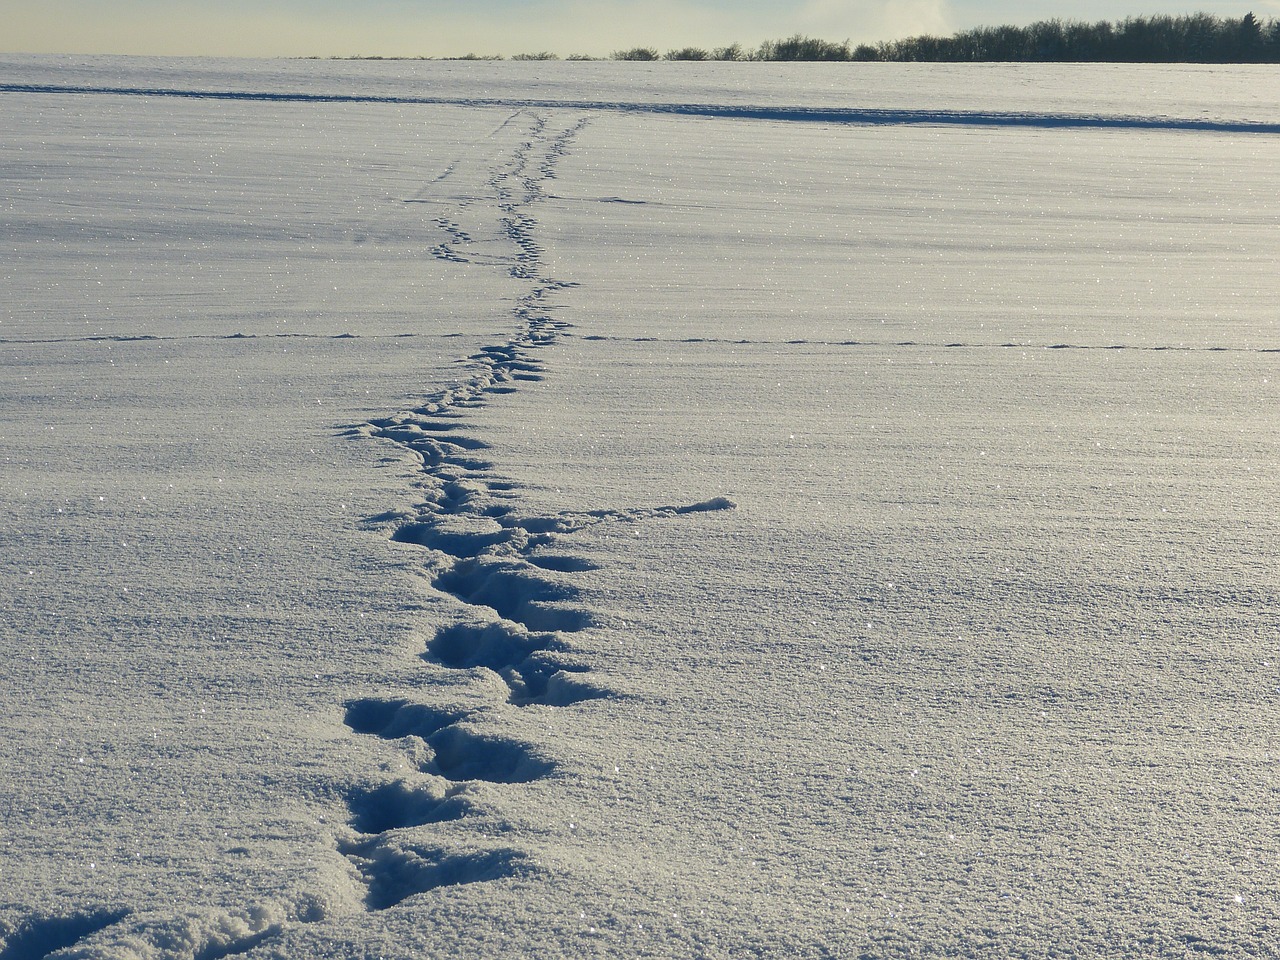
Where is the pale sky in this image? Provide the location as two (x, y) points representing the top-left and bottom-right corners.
(2, 0), (1276, 58)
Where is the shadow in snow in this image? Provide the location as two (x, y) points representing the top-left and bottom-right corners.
(6, 82), (1280, 134)
(0, 910), (129, 960)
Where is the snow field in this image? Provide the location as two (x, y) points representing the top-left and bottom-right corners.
(2, 57), (1280, 958)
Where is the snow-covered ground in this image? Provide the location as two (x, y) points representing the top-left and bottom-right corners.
(2, 56), (1278, 958)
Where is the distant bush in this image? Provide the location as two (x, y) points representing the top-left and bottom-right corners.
(712, 43), (748, 61)
(612, 47), (660, 61)
(755, 34), (853, 61)
(665, 47), (710, 60)
(566, 54), (599, 61)
(512, 51), (560, 60)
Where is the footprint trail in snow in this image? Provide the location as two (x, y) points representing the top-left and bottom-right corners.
(338, 112), (734, 913)
(0, 109), (733, 957)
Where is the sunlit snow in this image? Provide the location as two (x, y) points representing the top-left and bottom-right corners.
(2, 53), (1279, 959)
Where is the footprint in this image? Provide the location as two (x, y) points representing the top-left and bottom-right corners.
(672, 496), (737, 514)
(379, 423), (483, 446)
(434, 478), (488, 513)
(426, 620), (552, 671)
(502, 655), (607, 707)
(392, 519), (515, 558)
(526, 555), (600, 573)
(342, 838), (528, 911)
(427, 725), (553, 784)
(404, 438), (493, 471)
(434, 559), (589, 632)
(343, 698), (464, 741)
(347, 780), (471, 834)
(424, 622), (606, 707)
(0, 909), (128, 960)
(412, 420), (468, 433)
(190, 925), (282, 960)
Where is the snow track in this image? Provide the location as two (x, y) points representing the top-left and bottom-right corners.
(0, 95), (732, 960)
(333, 113), (733, 917)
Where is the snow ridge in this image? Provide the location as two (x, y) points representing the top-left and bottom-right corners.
(6, 82), (1280, 134)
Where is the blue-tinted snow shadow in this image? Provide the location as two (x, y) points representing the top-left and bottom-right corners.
(4, 82), (1278, 134)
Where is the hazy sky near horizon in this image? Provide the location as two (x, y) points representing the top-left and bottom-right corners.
(3, 0), (1276, 58)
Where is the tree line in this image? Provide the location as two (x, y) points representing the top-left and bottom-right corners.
(607, 13), (1280, 63)
(334, 13), (1280, 63)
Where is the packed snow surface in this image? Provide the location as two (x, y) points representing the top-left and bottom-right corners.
(2, 56), (1279, 958)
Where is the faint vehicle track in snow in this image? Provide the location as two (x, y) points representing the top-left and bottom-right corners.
(6, 81), (1280, 135)
(6, 331), (1277, 352)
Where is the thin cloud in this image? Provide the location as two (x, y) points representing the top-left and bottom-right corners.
(797, 0), (953, 42)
